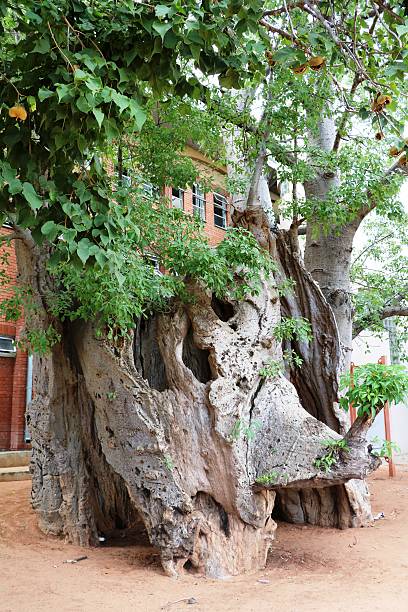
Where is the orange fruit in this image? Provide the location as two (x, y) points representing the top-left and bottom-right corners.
(9, 105), (28, 121)
(308, 56), (325, 70)
(398, 153), (407, 167)
(389, 146), (400, 157)
(292, 63), (308, 75)
(377, 94), (392, 106)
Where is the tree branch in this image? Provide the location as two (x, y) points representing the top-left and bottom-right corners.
(262, 2), (306, 17)
(303, 1), (368, 78)
(332, 73), (363, 152)
(372, 0), (404, 24)
(351, 232), (394, 266)
(353, 301), (408, 339)
(259, 18), (295, 43)
(355, 157), (403, 222)
(0, 232), (21, 243)
(380, 306), (408, 319)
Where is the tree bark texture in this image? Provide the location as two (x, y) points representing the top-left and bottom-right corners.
(289, 113), (373, 528)
(17, 231), (379, 577)
(274, 230), (374, 528)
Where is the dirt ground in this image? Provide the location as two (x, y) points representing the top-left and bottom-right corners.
(1, 465), (408, 612)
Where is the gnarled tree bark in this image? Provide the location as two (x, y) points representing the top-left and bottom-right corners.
(17, 228), (379, 577)
(285, 114), (374, 528)
(275, 230), (374, 527)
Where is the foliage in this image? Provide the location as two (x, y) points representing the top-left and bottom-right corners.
(259, 358), (283, 379)
(163, 455), (174, 471)
(259, 349), (303, 379)
(340, 364), (408, 419)
(314, 438), (350, 473)
(1, 0), (408, 348)
(255, 471), (278, 485)
(351, 214), (408, 350)
(129, 98), (225, 190)
(229, 419), (261, 442)
(0, 0), (274, 345)
(276, 277), (296, 297)
(1, 191), (272, 338)
(273, 317), (313, 343)
(370, 436), (400, 459)
(283, 349), (304, 368)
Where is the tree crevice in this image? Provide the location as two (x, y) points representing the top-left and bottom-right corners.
(182, 322), (213, 384)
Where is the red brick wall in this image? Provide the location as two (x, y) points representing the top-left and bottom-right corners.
(0, 227), (29, 451)
(164, 186), (230, 247)
(106, 149), (230, 246)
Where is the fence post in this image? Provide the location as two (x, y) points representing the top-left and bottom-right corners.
(378, 355), (396, 478)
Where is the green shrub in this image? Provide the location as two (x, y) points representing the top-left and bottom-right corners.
(340, 363), (408, 419)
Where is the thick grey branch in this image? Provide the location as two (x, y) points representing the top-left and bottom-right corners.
(252, 376), (380, 491)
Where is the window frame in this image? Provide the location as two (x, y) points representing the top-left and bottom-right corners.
(171, 187), (184, 210)
(192, 184), (206, 221)
(0, 335), (17, 358)
(141, 181), (161, 199)
(213, 192), (228, 229)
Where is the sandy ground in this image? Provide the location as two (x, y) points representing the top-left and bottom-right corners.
(1, 465), (408, 612)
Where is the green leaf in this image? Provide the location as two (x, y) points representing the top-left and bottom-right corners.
(27, 96), (37, 111)
(129, 100), (146, 131)
(33, 37), (50, 54)
(124, 47), (139, 66)
(22, 182), (42, 211)
(92, 108), (104, 128)
(118, 67), (130, 83)
(56, 84), (72, 102)
(152, 21), (172, 41)
(396, 24), (408, 36)
(104, 118), (119, 141)
(61, 228), (77, 245)
(73, 68), (88, 82)
(38, 88), (54, 101)
(8, 178), (22, 195)
(41, 220), (59, 241)
(77, 238), (93, 264)
(112, 91), (130, 113)
(155, 5), (172, 18)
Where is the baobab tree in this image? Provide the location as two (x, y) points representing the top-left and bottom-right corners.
(0, 0), (407, 577)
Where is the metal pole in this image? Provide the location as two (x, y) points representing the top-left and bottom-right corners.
(24, 354), (33, 443)
(378, 355), (396, 478)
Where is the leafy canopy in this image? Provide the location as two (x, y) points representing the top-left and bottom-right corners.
(0, 0), (275, 344)
(1, 0), (408, 346)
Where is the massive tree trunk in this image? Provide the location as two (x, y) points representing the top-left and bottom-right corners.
(275, 230), (372, 527)
(17, 230), (378, 578)
(284, 115), (372, 528)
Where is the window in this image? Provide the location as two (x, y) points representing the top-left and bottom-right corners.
(171, 187), (184, 209)
(193, 184), (206, 221)
(141, 181), (160, 199)
(213, 192), (228, 229)
(0, 336), (16, 358)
